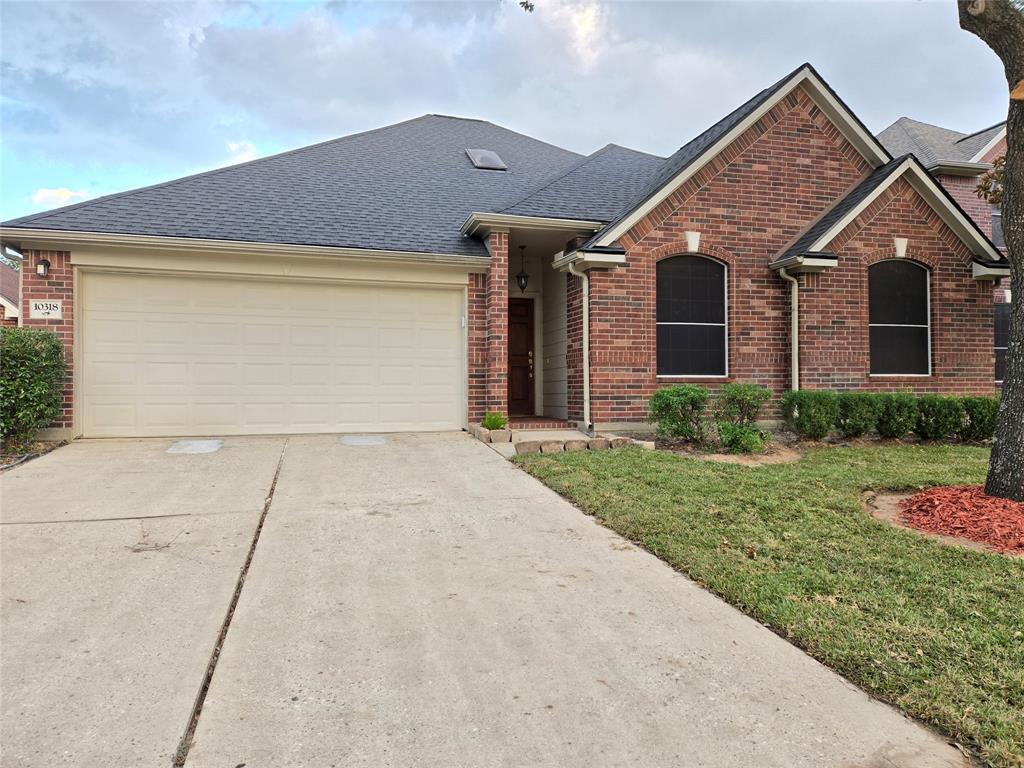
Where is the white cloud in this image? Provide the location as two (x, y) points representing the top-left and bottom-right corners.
(29, 187), (90, 207)
(226, 140), (258, 163)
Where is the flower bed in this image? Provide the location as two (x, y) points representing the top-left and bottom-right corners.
(899, 485), (1024, 554)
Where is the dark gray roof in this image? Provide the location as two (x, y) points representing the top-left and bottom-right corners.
(774, 155), (908, 264)
(877, 117), (1005, 169)
(2, 115), (583, 258)
(498, 144), (666, 222)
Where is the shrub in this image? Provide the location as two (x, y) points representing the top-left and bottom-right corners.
(959, 396), (999, 441)
(913, 395), (965, 441)
(836, 392), (883, 438)
(718, 422), (767, 454)
(481, 411), (508, 430)
(780, 390), (839, 440)
(875, 393), (919, 439)
(0, 328), (67, 451)
(648, 385), (709, 442)
(713, 383), (771, 426)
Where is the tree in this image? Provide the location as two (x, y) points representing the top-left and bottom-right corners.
(959, 0), (1024, 501)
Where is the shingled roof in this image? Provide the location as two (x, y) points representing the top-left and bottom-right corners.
(1, 115), (584, 258)
(877, 117), (1005, 169)
(498, 144), (666, 222)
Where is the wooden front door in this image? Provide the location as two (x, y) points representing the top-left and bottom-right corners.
(508, 298), (535, 416)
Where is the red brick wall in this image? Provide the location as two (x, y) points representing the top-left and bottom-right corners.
(0, 303), (17, 327)
(467, 272), (488, 422)
(20, 250), (74, 431)
(586, 85), (871, 423)
(937, 173), (993, 240)
(484, 231), (509, 415)
(566, 271), (583, 422)
(801, 177), (995, 394)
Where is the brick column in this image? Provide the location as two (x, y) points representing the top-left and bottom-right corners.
(21, 250), (75, 433)
(485, 231), (509, 415)
(565, 270), (584, 422)
(466, 272), (488, 422)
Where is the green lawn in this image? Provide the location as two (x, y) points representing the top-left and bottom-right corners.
(516, 445), (1024, 768)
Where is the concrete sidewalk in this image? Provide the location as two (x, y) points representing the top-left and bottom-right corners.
(0, 437), (285, 767)
(185, 433), (968, 768)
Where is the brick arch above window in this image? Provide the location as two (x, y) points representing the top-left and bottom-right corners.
(861, 247), (940, 271)
(647, 240), (737, 268)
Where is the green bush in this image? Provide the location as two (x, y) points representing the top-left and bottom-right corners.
(959, 396), (999, 441)
(713, 383), (771, 426)
(836, 392), (883, 438)
(780, 390), (839, 440)
(481, 411), (508, 430)
(913, 395), (965, 441)
(875, 392), (919, 439)
(648, 385), (709, 442)
(0, 328), (67, 450)
(718, 422), (767, 454)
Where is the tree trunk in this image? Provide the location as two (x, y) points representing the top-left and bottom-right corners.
(959, 0), (1024, 501)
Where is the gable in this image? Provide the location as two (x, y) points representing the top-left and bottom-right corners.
(590, 63), (891, 249)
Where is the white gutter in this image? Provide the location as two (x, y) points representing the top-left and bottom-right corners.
(567, 261), (592, 433)
(778, 268), (800, 391)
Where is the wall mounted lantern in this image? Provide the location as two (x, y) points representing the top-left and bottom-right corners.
(36, 258), (50, 277)
(516, 246), (529, 292)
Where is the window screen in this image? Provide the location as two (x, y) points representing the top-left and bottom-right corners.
(995, 302), (1010, 383)
(656, 255), (726, 375)
(992, 207), (1004, 250)
(868, 260), (930, 375)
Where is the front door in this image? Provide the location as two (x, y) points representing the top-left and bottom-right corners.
(508, 298), (535, 416)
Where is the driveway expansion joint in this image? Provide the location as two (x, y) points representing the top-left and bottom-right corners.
(172, 438), (289, 767)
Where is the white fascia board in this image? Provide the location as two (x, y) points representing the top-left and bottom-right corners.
(460, 212), (603, 238)
(968, 126), (1006, 163)
(0, 227), (492, 271)
(0, 294), (18, 318)
(808, 160), (1004, 264)
(928, 160), (992, 177)
(769, 254), (837, 274)
(595, 66), (891, 248)
(553, 249), (627, 272)
(972, 261), (1011, 281)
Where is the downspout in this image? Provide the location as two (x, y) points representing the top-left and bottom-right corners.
(567, 262), (592, 433)
(778, 268), (800, 390)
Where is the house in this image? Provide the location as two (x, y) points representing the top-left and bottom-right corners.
(0, 63), (1009, 440)
(878, 117), (1010, 383)
(0, 261), (19, 327)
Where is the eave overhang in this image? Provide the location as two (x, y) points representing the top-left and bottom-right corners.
(460, 212), (603, 239)
(552, 245), (628, 272)
(768, 253), (838, 274)
(927, 160), (992, 177)
(972, 259), (1011, 281)
(0, 227), (493, 271)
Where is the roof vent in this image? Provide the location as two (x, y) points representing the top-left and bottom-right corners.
(466, 148), (507, 171)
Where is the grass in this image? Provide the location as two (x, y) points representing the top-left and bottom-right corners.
(516, 444), (1024, 767)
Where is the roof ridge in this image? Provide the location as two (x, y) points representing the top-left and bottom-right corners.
(3, 114), (439, 228)
(955, 120), (1007, 144)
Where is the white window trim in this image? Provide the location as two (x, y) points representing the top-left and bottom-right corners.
(656, 255), (729, 378)
(868, 260), (932, 377)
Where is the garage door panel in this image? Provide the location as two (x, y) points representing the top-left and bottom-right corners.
(82, 273), (465, 437)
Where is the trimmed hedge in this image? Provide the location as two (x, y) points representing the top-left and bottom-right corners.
(960, 396), (999, 441)
(836, 392), (883, 438)
(914, 395), (966, 441)
(875, 393), (919, 439)
(648, 384), (709, 442)
(781, 390), (839, 440)
(0, 327), (67, 450)
(714, 383), (771, 453)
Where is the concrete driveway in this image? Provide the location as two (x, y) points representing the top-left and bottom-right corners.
(2, 434), (968, 767)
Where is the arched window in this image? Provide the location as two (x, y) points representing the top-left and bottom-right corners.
(656, 255), (727, 376)
(868, 260), (930, 375)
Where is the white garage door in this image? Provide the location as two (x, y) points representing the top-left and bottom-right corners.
(80, 272), (465, 437)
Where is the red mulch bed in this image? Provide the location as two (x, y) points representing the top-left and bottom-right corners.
(899, 485), (1024, 554)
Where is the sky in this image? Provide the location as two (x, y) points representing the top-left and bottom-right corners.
(0, 0), (1011, 221)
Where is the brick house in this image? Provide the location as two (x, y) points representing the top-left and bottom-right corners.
(878, 117), (1009, 383)
(0, 261), (19, 327)
(0, 63), (1009, 439)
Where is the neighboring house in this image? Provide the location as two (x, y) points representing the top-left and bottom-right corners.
(0, 63), (1009, 440)
(878, 117), (1009, 383)
(0, 261), (19, 327)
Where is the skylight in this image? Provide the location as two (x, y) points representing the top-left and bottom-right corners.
(466, 148), (507, 171)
